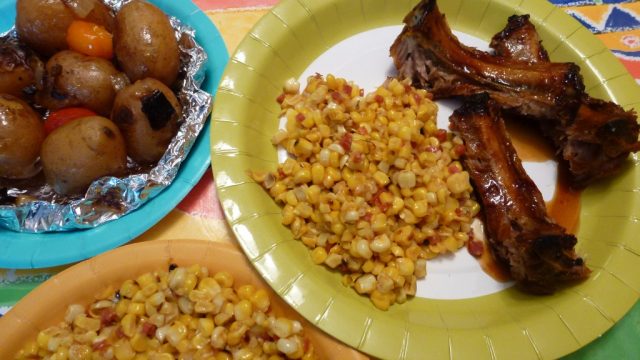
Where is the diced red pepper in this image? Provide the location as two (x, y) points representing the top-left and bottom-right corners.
(448, 164), (461, 174)
(363, 212), (372, 222)
(343, 84), (353, 95)
(454, 144), (466, 157)
(100, 308), (119, 327)
(296, 113), (305, 122)
(467, 239), (484, 257)
(141, 322), (157, 337)
(372, 189), (390, 213)
(339, 133), (353, 152)
(374, 94), (384, 104)
(435, 129), (448, 142)
(331, 91), (343, 103)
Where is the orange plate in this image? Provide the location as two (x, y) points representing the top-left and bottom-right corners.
(0, 239), (366, 359)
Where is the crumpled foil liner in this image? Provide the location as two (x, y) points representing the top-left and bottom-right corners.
(0, 1), (212, 233)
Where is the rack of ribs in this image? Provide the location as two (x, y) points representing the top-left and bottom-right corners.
(391, 0), (639, 187)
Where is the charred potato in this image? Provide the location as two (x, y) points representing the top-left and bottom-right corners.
(41, 116), (126, 195)
(114, 0), (180, 86)
(0, 40), (44, 99)
(0, 94), (45, 179)
(16, 0), (114, 57)
(112, 78), (181, 164)
(37, 50), (129, 116)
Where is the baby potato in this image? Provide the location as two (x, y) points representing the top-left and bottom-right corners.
(0, 41), (44, 99)
(36, 50), (129, 116)
(16, 0), (114, 57)
(41, 116), (127, 195)
(0, 94), (45, 179)
(111, 78), (181, 164)
(113, 0), (180, 86)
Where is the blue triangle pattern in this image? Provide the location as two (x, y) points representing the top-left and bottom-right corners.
(548, 0), (595, 5)
(604, 7), (640, 32)
(569, 12), (601, 33)
(548, 1), (637, 6)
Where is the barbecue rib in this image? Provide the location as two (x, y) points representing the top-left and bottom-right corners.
(391, 0), (640, 187)
(450, 93), (590, 293)
(490, 15), (640, 186)
(390, 0), (584, 126)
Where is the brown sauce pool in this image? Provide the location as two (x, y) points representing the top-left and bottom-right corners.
(474, 119), (583, 281)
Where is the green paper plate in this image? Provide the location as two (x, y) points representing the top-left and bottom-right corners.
(211, 0), (640, 359)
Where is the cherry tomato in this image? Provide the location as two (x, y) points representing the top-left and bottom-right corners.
(45, 108), (96, 135)
(66, 20), (113, 59)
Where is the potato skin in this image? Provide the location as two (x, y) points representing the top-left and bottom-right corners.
(113, 0), (179, 86)
(0, 42), (44, 100)
(0, 94), (45, 179)
(16, 0), (114, 57)
(41, 116), (127, 195)
(111, 78), (181, 164)
(36, 50), (129, 116)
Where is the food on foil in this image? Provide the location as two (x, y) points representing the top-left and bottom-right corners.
(41, 116), (127, 195)
(0, 40), (44, 99)
(0, 94), (46, 180)
(390, 0), (640, 187)
(16, 0), (114, 57)
(14, 264), (317, 360)
(112, 78), (182, 164)
(252, 75), (479, 310)
(6, 0), (177, 194)
(114, 0), (180, 86)
(36, 50), (129, 116)
(450, 93), (590, 293)
(0, 0), (212, 231)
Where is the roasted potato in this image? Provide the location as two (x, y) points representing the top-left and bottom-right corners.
(41, 116), (127, 195)
(113, 0), (180, 86)
(112, 78), (181, 164)
(0, 94), (45, 179)
(36, 50), (129, 116)
(16, 0), (114, 57)
(0, 40), (44, 99)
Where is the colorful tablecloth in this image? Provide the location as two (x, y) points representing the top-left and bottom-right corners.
(1, 0), (639, 358)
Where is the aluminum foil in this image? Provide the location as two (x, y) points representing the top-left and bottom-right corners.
(0, 1), (212, 232)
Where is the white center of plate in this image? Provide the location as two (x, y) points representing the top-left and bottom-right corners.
(296, 26), (558, 300)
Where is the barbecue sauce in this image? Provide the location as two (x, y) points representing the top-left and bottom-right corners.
(478, 242), (511, 282)
(506, 119), (582, 233)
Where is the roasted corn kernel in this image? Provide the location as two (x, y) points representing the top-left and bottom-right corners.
(253, 75), (478, 310)
(16, 265), (316, 360)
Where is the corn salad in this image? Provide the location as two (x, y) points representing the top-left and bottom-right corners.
(252, 74), (480, 310)
(16, 264), (315, 360)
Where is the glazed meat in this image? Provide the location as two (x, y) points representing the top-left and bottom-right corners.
(450, 93), (590, 293)
(489, 14), (549, 64)
(489, 15), (640, 186)
(390, 0), (584, 126)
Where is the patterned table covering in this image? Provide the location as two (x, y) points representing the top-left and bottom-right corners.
(1, 0), (639, 358)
